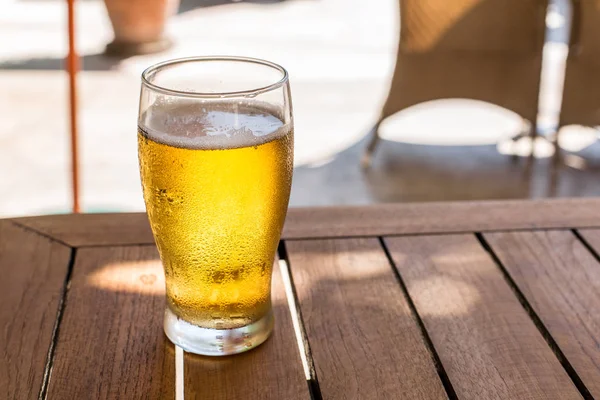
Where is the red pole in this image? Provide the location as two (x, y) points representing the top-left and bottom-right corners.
(67, 0), (80, 213)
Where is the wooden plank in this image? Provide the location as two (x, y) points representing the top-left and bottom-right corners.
(286, 238), (448, 399)
(0, 220), (71, 399)
(485, 230), (600, 398)
(384, 234), (583, 400)
(14, 198), (600, 246)
(184, 258), (309, 400)
(14, 213), (153, 247)
(284, 198), (600, 239)
(47, 246), (308, 399)
(46, 246), (174, 399)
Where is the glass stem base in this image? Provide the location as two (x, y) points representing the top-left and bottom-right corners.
(163, 308), (274, 356)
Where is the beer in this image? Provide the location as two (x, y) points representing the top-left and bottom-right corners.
(138, 102), (293, 330)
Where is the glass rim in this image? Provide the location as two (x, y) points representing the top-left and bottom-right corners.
(141, 56), (289, 99)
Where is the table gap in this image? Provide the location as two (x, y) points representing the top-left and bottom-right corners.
(38, 247), (77, 400)
(378, 237), (459, 400)
(278, 241), (324, 400)
(475, 232), (594, 400)
(573, 229), (600, 264)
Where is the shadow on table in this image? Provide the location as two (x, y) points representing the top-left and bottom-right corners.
(290, 136), (534, 207)
(290, 131), (600, 207)
(178, 0), (293, 13)
(1, 0), (301, 71)
(0, 53), (124, 71)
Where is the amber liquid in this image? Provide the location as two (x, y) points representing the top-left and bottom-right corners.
(138, 104), (293, 329)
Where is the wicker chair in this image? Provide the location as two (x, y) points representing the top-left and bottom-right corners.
(558, 0), (600, 132)
(363, 0), (548, 166)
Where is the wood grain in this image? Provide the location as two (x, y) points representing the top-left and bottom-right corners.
(286, 238), (448, 399)
(14, 213), (153, 247)
(46, 246), (175, 399)
(184, 258), (309, 400)
(14, 198), (600, 246)
(0, 220), (71, 399)
(384, 234), (583, 400)
(485, 230), (600, 398)
(284, 198), (600, 239)
(46, 247), (308, 399)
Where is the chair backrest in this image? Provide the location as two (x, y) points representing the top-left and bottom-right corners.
(570, 0), (600, 60)
(379, 0), (548, 122)
(559, 1), (600, 126)
(400, 0), (547, 54)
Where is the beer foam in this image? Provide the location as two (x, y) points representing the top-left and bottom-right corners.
(139, 102), (289, 150)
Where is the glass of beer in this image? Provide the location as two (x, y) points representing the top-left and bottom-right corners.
(138, 57), (293, 356)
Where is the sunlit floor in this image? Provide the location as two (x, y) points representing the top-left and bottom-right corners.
(1, 0), (599, 217)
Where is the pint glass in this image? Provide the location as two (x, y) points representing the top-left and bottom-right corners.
(138, 57), (293, 356)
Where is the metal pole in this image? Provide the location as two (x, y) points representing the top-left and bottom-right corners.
(67, 0), (80, 213)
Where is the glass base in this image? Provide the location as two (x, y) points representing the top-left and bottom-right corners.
(163, 308), (274, 356)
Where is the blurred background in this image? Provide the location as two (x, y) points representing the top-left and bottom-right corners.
(2, 0), (599, 217)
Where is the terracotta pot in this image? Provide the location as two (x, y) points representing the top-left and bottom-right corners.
(103, 0), (180, 55)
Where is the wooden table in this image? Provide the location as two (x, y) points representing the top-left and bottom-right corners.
(3, 198), (600, 399)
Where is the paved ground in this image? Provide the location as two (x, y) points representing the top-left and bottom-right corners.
(2, 0), (599, 217)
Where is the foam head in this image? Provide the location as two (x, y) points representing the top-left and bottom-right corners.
(139, 101), (289, 150)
